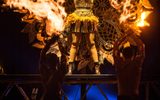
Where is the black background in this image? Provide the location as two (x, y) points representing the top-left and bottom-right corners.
(0, 1), (160, 80)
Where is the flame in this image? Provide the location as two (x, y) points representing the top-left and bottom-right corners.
(137, 11), (152, 27)
(4, 0), (67, 35)
(110, 0), (152, 27)
(110, 0), (134, 23)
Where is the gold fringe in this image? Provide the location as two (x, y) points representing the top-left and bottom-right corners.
(65, 13), (99, 33)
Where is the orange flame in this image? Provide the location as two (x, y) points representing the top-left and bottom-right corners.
(110, 0), (134, 23)
(4, 0), (67, 35)
(137, 11), (152, 27)
(110, 0), (152, 28)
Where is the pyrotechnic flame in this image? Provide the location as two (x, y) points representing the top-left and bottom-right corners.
(4, 0), (67, 35)
(137, 11), (152, 27)
(110, 0), (152, 28)
(110, 0), (135, 23)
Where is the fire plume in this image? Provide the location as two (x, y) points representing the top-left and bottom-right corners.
(137, 11), (152, 27)
(4, 0), (67, 35)
(110, 0), (135, 23)
(110, 0), (153, 28)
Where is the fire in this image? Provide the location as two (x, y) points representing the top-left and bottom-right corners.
(109, 0), (134, 23)
(4, 0), (67, 35)
(110, 0), (153, 28)
(137, 11), (152, 27)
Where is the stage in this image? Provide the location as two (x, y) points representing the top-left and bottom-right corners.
(0, 74), (158, 100)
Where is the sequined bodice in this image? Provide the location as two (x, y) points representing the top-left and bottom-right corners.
(74, 0), (93, 9)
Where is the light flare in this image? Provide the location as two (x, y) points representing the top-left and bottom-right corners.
(4, 0), (67, 35)
(137, 11), (152, 27)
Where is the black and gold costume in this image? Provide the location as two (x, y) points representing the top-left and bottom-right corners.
(65, 0), (100, 74)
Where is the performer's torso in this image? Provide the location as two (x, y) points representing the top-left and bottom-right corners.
(74, 0), (94, 16)
(74, 0), (93, 9)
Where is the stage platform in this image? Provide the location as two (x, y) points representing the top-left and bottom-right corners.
(0, 74), (117, 100)
(0, 74), (117, 84)
(0, 74), (157, 100)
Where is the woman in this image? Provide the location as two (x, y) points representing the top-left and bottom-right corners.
(65, 0), (100, 74)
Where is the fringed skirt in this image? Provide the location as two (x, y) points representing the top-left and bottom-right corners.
(64, 10), (99, 33)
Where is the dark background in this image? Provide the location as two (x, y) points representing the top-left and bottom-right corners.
(0, 2), (41, 73)
(0, 0), (160, 78)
